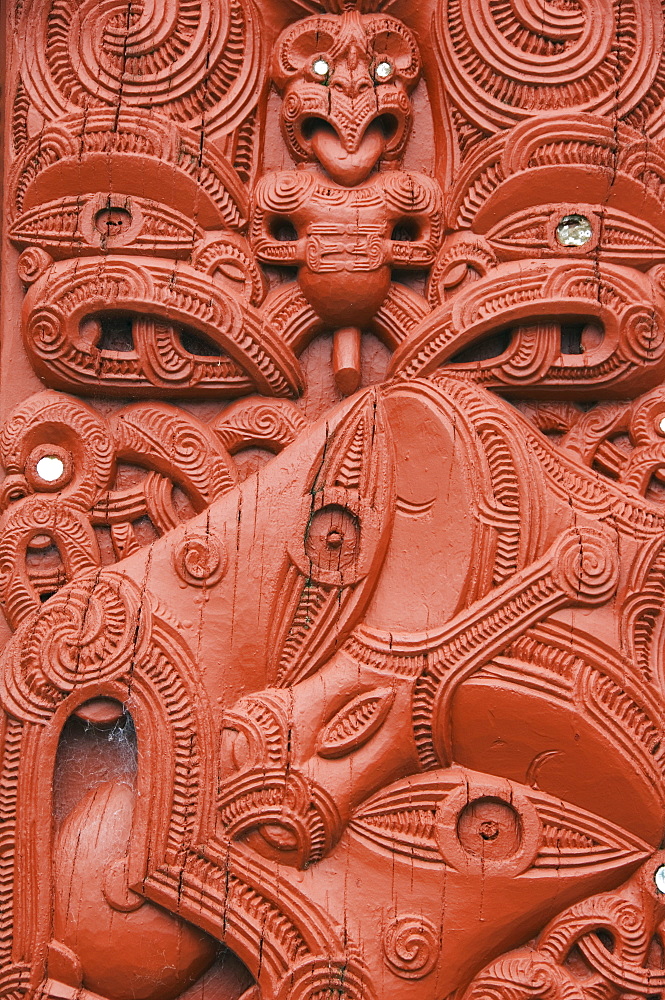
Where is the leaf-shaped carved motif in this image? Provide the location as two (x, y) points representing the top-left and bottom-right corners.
(317, 687), (395, 760)
(350, 769), (653, 876)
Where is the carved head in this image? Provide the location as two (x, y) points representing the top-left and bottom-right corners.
(272, 11), (420, 185)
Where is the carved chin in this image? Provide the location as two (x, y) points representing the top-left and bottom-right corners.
(298, 266), (392, 327)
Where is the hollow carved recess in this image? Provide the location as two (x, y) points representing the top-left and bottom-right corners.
(3, 3), (665, 1000)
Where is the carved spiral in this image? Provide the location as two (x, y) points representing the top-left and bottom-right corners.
(17, 248), (52, 285)
(462, 953), (585, 1000)
(37, 578), (143, 688)
(435, 0), (664, 134)
(28, 307), (66, 359)
(0, 391), (115, 509)
(17, 0), (262, 135)
(213, 399), (307, 455)
(552, 526), (619, 606)
(173, 531), (226, 588)
(218, 766), (342, 868)
(621, 305), (665, 364)
(3, 576), (147, 720)
(382, 915), (438, 980)
(257, 171), (314, 215)
(277, 958), (369, 1000)
(629, 387), (665, 446)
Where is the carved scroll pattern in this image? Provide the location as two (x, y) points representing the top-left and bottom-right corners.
(4, 3), (665, 1000)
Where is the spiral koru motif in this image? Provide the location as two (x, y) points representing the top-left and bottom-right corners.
(3, 575), (148, 722)
(213, 399), (307, 455)
(435, 0), (665, 135)
(17, 0), (262, 136)
(552, 526), (619, 607)
(16, 248), (52, 286)
(382, 914), (438, 980)
(173, 531), (226, 588)
(462, 953), (581, 1000)
(621, 305), (665, 364)
(28, 307), (66, 359)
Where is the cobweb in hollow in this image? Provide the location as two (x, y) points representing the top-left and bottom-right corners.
(53, 707), (137, 825)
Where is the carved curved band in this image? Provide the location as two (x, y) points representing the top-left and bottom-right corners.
(22, 257), (304, 398)
(392, 260), (665, 398)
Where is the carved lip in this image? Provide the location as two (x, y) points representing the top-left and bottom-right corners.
(301, 113), (400, 185)
(301, 111), (399, 150)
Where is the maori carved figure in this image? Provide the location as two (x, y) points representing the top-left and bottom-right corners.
(5, 3), (665, 1000)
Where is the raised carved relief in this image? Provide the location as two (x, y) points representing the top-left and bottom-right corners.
(3, 3), (665, 1000)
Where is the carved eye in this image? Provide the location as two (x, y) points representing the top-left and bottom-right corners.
(26, 444), (72, 491)
(312, 57), (331, 81)
(36, 455), (65, 482)
(305, 504), (359, 573)
(374, 60), (394, 82)
(656, 865), (665, 893)
(456, 797), (521, 860)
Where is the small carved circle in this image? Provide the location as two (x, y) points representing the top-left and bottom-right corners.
(556, 215), (593, 248)
(658, 416), (665, 436)
(457, 797), (521, 860)
(383, 914), (438, 980)
(17, 247), (53, 285)
(304, 505), (359, 573)
(25, 444), (72, 493)
(173, 532), (226, 588)
(94, 206), (132, 238)
(479, 819), (499, 840)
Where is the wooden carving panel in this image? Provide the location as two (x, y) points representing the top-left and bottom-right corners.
(2, 2), (665, 1000)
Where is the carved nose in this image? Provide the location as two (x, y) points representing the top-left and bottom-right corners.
(348, 72), (372, 97)
(331, 65), (373, 97)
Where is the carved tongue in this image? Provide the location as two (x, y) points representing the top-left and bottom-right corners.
(311, 120), (385, 186)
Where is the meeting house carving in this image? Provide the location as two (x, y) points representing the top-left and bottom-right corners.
(3, 2), (665, 1000)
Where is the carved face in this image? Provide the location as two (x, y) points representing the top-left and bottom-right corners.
(272, 11), (420, 185)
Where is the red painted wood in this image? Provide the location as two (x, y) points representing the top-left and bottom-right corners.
(2, 3), (665, 1000)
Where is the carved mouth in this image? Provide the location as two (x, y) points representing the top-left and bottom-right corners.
(447, 319), (605, 367)
(301, 116), (332, 142)
(80, 311), (225, 360)
(302, 113), (398, 143)
(300, 114), (400, 185)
